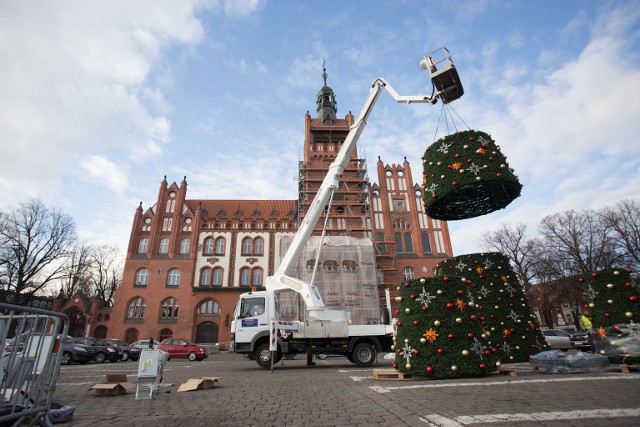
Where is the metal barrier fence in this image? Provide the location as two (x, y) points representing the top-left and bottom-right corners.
(0, 302), (69, 426)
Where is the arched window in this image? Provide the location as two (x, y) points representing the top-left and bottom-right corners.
(215, 237), (225, 255)
(252, 268), (263, 287)
(197, 300), (220, 317)
(179, 238), (190, 255)
(97, 313), (103, 322)
(212, 268), (223, 286)
(104, 314), (110, 321)
(160, 298), (179, 320)
(253, 237), (264, 256)
(200, 268), (211, 287)
(203, 237), (214, 255)
(241, 237), (252, 256)
(404, 233), (414, 253)
(138, 238), (148, 254)
(240, 268), (251, 286)
(159, 328), (172, 341)
(159, 238), (169, 254)
(167, 269), (181, 286)
(421, 232), (432, 255)
(126, 297), (146, 319)
(135, 268), (149, 286)
(403, 267), (415, 281)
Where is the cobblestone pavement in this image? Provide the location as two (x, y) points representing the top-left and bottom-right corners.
(52, 352), (640, 427)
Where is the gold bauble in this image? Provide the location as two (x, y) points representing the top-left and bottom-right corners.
(607, 283), (614, 289)
(451, 365), (458, 372)
(405, 308), (411, 313)
(406, 363), (412, 370)
(390, 345), (395, 351)
(395, 296), (403, 302)
(588, 303), (595, 308)
(607, 299), (614, 304)
(434, 320), (441, 327)
(462, 350), (469, 356)
(420, 338), (427, 344)
(626, 311), (634, 319)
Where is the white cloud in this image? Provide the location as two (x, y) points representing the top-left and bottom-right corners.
(0, 1), (207, 208)
(80, 155), (129, 194)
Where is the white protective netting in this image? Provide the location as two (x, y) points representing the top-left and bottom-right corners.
(280, 236), (382, 325)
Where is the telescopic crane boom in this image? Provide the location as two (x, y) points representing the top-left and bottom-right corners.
(266, 47), (463, 320)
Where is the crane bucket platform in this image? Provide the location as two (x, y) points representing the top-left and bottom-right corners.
(420, 46), (464, 103)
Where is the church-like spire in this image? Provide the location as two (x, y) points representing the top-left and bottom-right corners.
(316, 58), (337, 124)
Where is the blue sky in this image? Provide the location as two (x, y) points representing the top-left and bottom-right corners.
(1, 0), (639, 257)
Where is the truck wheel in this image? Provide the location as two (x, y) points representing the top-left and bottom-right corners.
(255, 343), (281, 369)
(351, 343), (376, 367)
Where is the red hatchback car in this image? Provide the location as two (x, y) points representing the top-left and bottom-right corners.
(156, 338), (208, 361)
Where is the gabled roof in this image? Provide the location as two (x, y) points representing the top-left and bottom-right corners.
(186, 200), (297, 221)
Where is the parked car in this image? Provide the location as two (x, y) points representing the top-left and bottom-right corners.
(4, 334), (95, 365)
(156, 338), (208, 361)
(570, 331), (592, 351)
(103, 338), (141, 361)
(75, 337), (121, 363)
(130, 339), (160, 349)
(60, 336), (96, 365)
(541, 329), (572, 351)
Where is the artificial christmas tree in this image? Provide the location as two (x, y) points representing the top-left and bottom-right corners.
(393, 276), (500, 379)
(422, 130), (522, 221)
(579, 268), (640, 363)
(435, 252), (548, 362)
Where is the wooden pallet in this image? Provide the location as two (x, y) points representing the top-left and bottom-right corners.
(373, 368), (416, 380)
(498, 368), (517, 377)
(620, 364), (639, 373)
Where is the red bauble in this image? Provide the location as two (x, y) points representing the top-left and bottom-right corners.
(448, 333), (454, 339)
(605, 313), (611, 318)
(591, 273), (598, 278)
(630, 296), (637, 302)
(397, 321), (403, 326)
(437, 348), (444, 355)
(413, 350), (420, 356)
(426, 366), (433, 373)
(422, 306), (428, 311)
(457, 290), (464, 295)
(467, 332), (474, 338)
(446, 303), (454, 309)
(470, 315), (477, 321)
(410, 294), (416, 299)
(404, 282), (411, 287)
(392, 361), (397, 369)
(443, 276), (449, 282)
(413, 320), (419, 326)
(479, 363), (486, 369)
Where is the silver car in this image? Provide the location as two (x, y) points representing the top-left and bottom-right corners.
(542, 329), (573, 351)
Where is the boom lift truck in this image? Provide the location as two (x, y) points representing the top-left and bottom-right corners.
(230, 47), (464, 369)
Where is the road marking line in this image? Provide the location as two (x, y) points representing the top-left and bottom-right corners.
(338, 369), (374, 373)
(371, 374), (637, 393)
(421, 408), (640, 425)
(419, 414), (463, 426)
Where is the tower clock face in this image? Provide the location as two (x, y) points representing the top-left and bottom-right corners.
(393, 200), (405, 211)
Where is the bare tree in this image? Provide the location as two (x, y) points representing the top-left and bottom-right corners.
(536, 209), (619, 278)
(58, 243), (93, 299)
(88, 245), (122, 306)
(481, 222), (537, 293)
(0, 199), (77, 306)
(600, 199), (640, 271)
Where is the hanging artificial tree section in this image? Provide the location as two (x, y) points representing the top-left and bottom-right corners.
(393, 276), (499, 379)
(579, 268), (640, 363)
(422, 130), (522, 220)
(434, 252), (548, 363)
